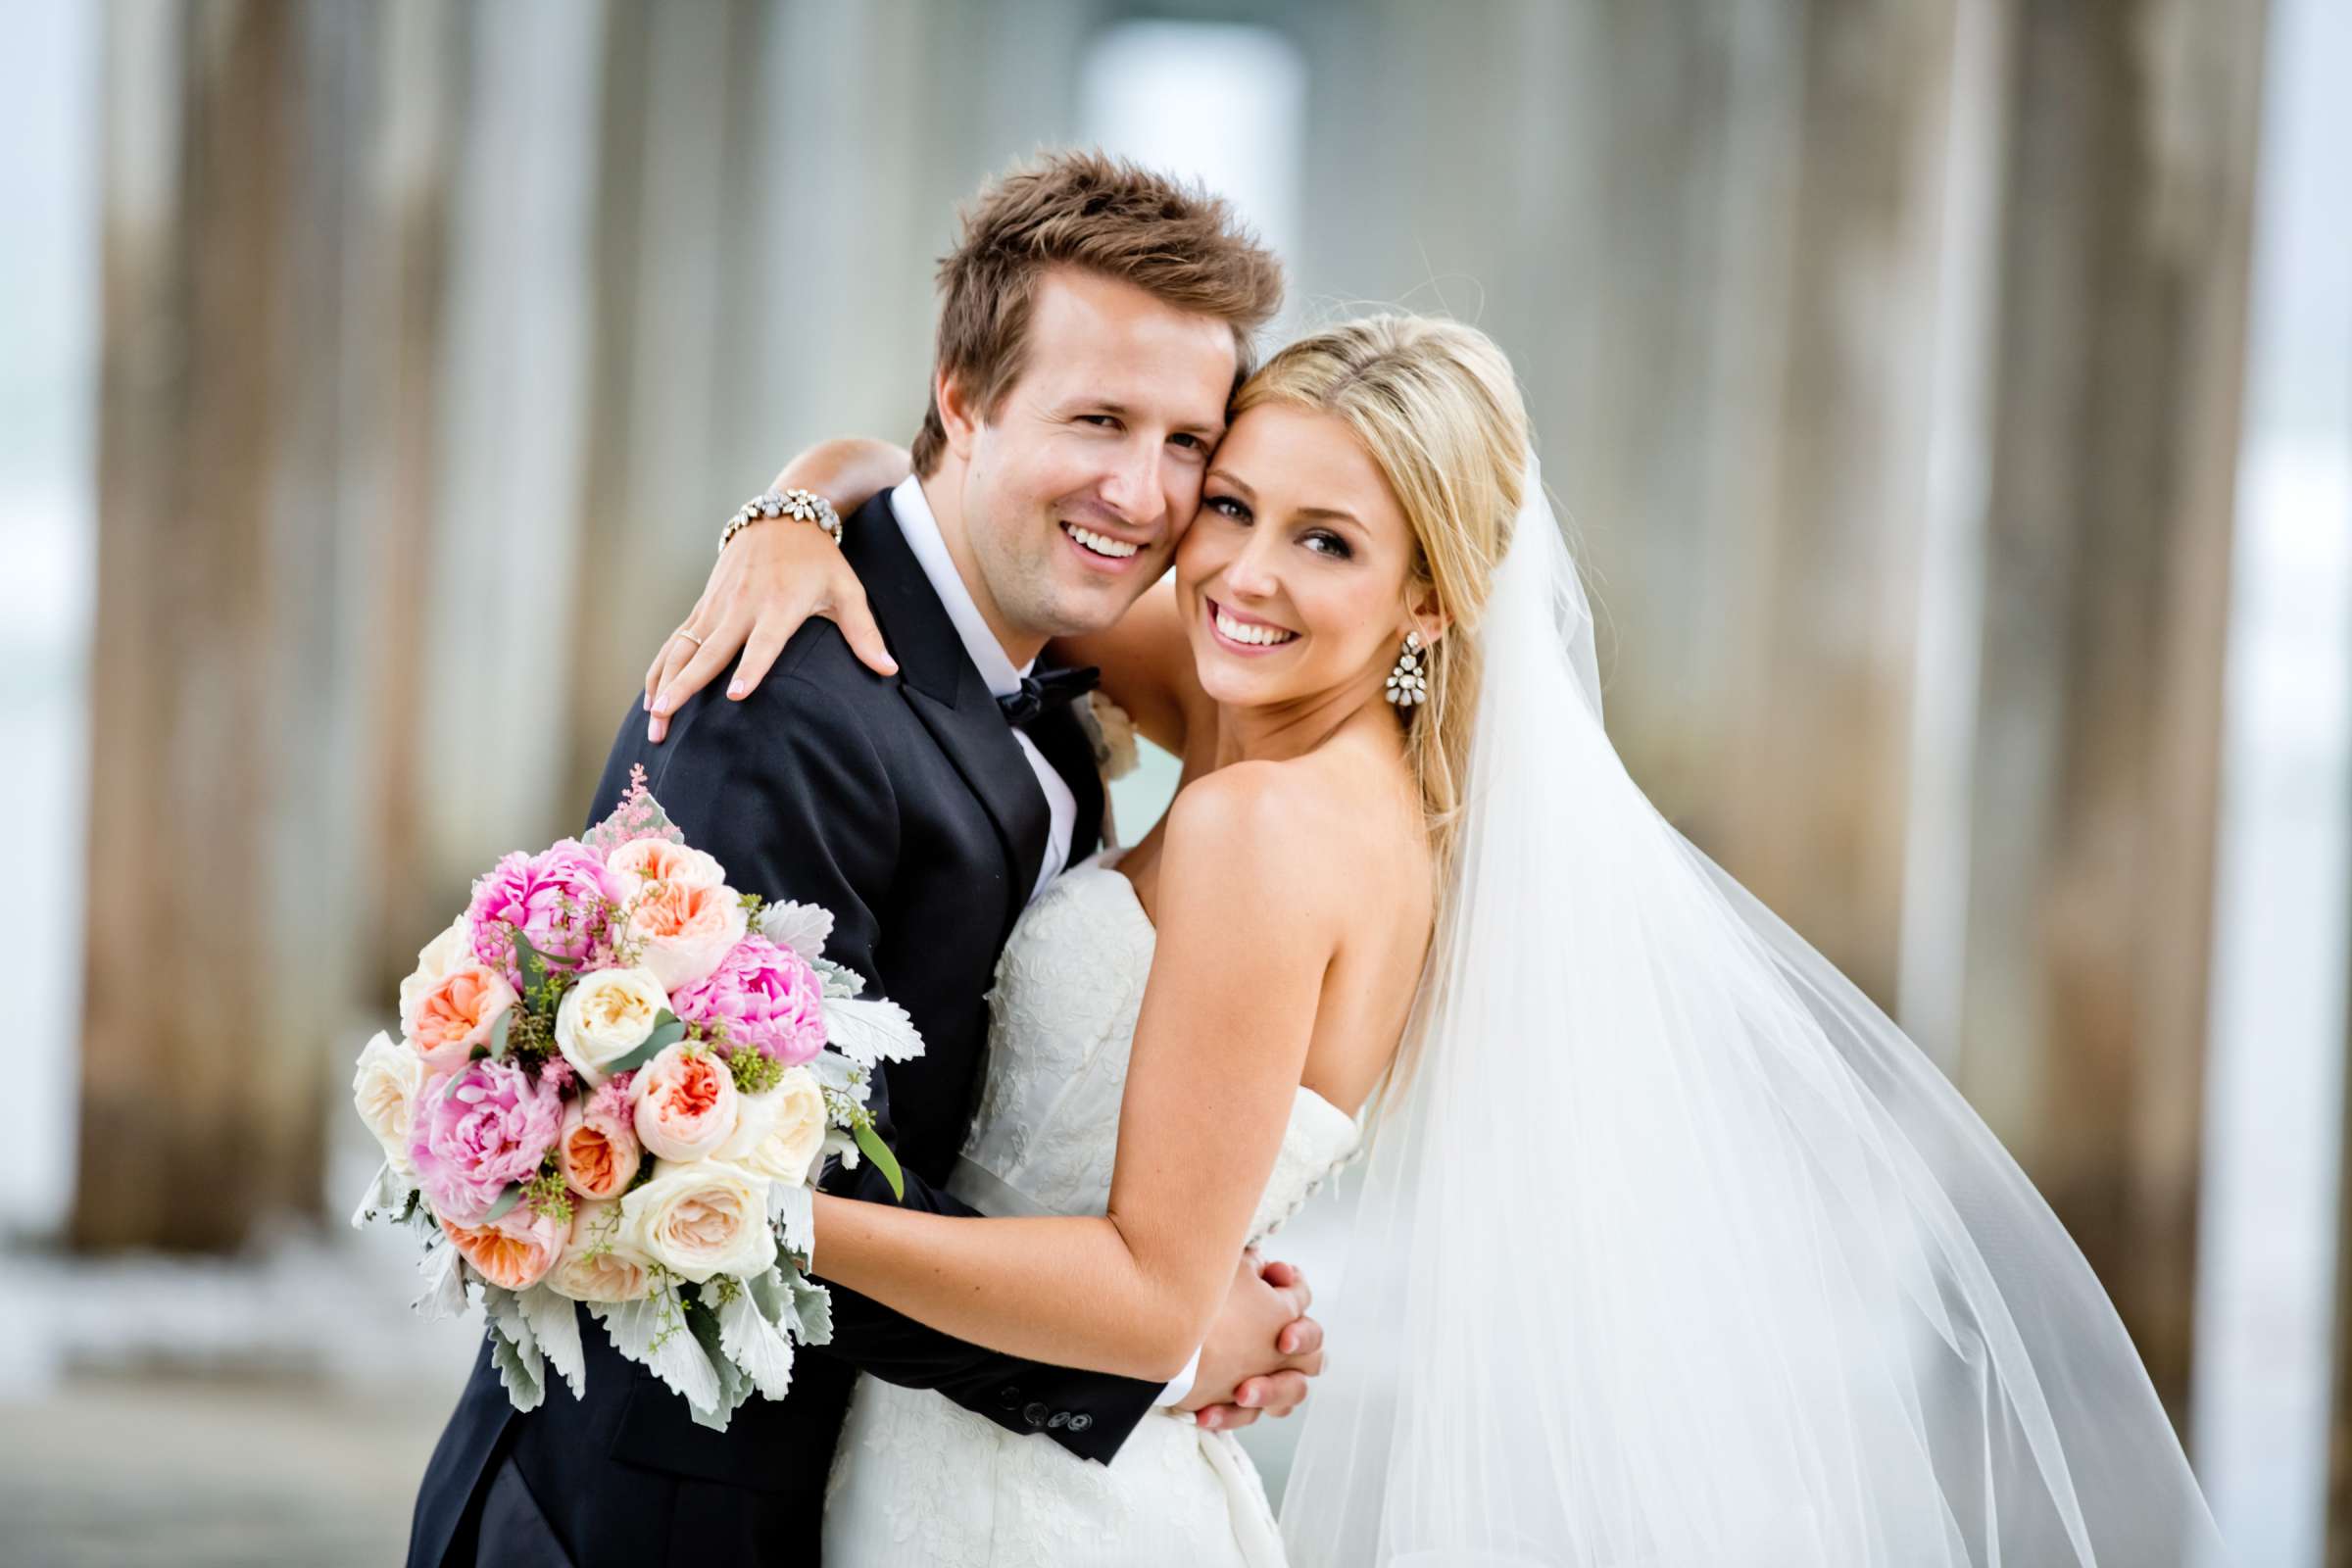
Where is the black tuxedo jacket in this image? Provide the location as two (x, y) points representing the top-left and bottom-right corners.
(408, 490), (1163, 1567)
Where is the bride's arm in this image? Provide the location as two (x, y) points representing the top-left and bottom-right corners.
(644, 442), (1204, 753)
(643, 439), (910, 740)
(810, 762), (1333, 1379)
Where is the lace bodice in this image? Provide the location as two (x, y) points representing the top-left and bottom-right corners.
(952, 854), (1359, 1242)
(828, 853), (1345, 1565)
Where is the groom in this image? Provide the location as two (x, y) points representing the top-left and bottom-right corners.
(410, 153), (1322, 1566)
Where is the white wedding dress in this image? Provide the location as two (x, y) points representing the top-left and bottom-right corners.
(822, 852), (1360, 1566)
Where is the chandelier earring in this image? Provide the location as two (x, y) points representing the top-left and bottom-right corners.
(1385, 630), (1429, 709)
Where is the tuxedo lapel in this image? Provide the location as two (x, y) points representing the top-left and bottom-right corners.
(846, 493), (1052, 939)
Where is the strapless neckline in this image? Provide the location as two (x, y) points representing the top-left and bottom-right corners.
(1064, 850), (1361, 1138)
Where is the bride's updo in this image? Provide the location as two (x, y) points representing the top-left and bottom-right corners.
(1231, 315), (1531, 861)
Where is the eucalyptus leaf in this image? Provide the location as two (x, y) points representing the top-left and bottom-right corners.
(513, 929), (552, 994)
(606, 1013), (687, 1077)
(852, 1120), (906, 1201)
(488, 1010), (513, 1061)
(482, 1183), (523, 1224)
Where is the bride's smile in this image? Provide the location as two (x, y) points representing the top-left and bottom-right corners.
(1178, 401), (1439, 719)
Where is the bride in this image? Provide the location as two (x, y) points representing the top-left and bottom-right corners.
(645, 315), (2226, 1565)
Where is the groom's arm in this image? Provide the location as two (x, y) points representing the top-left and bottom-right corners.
(587, 651), (1164, 1462)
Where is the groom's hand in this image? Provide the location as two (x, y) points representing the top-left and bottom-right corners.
(1181, 1250), (1325, 1433)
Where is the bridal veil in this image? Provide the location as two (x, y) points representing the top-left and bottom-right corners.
(1279, 460), (2229, 1567)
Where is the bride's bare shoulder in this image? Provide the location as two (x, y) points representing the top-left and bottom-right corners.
(1159, 746), (1414, 919)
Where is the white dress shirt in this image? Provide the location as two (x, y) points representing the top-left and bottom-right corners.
(891, 476), (1075, 903)
(888, 476), (1201, 1410)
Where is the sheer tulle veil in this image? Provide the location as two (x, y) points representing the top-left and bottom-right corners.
(1278, 459), (2229, 1567)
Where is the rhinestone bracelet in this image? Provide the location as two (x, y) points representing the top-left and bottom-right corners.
(720, 487), (843, 554)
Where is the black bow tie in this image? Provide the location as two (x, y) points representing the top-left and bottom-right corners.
(996, 664), (1101, 730)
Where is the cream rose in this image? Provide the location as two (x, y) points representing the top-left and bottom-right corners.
(714, 1067), (828, 1188)
(631, 1042), (741, 1162)
(554, 965), (668, 1085)
(351, 1029), (426, 1181)
(545, 1198), (656, 1302)
(622, 881), (747, 992)
(607, 837), (726, 893)
(397, 916), (476, 1038)
(617, 1160), (776, 1283)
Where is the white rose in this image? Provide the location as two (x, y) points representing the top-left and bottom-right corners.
(396, 915), (475, 1040)
(545, 1199), (656, 1302)
(352, 1029), (426, 1181)
(714, 1067), (829, 1188)
(617, 1160), (776, 1284)
(555, 966), (669, 1085)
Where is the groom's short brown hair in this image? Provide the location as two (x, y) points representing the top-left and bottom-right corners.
(911, 150), (1284, 476)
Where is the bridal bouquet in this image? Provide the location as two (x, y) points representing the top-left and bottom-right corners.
(349, 766), (920, 1430)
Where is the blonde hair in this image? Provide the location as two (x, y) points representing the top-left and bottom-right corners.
(1231, 316), (1530, 871)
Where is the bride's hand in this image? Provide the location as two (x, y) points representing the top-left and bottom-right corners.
(643, 438), (911, 742)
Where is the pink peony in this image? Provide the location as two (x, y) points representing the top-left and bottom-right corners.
(466, 840), (621, 983)
(670, 936), (828, 1066)
(410, 1058), (565, 1225)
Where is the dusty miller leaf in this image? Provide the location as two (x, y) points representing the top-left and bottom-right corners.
(710, 1278), (796, 1400)
(755, 901), (834, 962)
(822, 997), (922, 1067)
(487, 1318), (545, 1412)
(412, 1242), (468, 1321)
(519, 1286), (585, 1400)
(785, 1269), (834, 1348)
(349, 1160), (409, 1229)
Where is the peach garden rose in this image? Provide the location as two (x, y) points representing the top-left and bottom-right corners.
(622, 880), (747, 992)
(439, 1204), (564, 1293)
(404, 964), (519, 1076)
(557, 1084), (642, 1201)
(631, 1041), (741, 1162)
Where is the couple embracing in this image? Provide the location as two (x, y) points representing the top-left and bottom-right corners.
(412, 152), (2224, 1566)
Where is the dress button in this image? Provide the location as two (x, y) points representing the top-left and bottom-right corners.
(998, 1386), (1022, 1410)
(1066, 1412), (1093, 1433)
(1047, 1411), (1069, 1429)
(1023, 1401), (1051, 1427)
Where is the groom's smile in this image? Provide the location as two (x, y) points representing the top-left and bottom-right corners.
(934, 266), (1238, 654)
